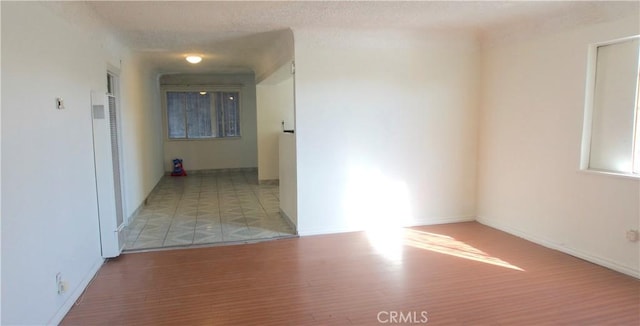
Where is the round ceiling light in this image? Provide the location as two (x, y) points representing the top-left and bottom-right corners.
(186, 55), (202, 64)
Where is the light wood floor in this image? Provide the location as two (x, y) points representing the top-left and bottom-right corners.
(62, 222), (639, 325)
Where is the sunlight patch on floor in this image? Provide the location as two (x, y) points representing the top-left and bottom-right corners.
(366, 226), (405, 263)
(366, 228), (524, 271)
(345, 166), (412, 262)
(344, 165), (521, 271)
(403, 229), (524, 271)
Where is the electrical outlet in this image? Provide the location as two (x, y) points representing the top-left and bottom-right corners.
(56, 272), (66, 294)
(626, 230), (639, 242)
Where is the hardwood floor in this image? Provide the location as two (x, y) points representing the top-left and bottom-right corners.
(62, 222), (639, 325)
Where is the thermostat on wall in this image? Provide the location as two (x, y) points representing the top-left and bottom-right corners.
(56, 97), (65, 110)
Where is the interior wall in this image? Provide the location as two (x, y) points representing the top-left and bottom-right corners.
(293, 28), (480, 235)
(160, 73), (258, 172)
(0, 2), (4, 323)
(119, 55), (164, 219)
(279, 133), (297, 227)
(477, 13), (640, 277)
(254, 29), (294, 83)
(256, 63), (295, 181)
(0, 2), (163, 324)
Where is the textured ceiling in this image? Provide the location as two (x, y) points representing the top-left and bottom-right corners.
(87, 1), (638, 75)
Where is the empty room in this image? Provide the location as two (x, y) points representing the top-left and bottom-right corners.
(1, 1), (639, 325)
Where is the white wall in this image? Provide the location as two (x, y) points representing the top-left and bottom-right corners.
(257, 63), (295, 181)
(0, 2), (163, 324)
(0, 2), (4, 322)
(294, 29), (479, 235)
(119, 55), (164, 219)
(279, 133), (298, 227)
(477, 13), (640, 277)
(254, 29), (294, 83)
(160, 73), (258, 172)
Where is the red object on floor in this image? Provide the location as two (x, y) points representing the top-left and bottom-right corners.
(171, 158), (187, 176)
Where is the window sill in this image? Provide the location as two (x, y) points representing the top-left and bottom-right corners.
(578, 168), (640, 181)
(167, 136), (242, 142)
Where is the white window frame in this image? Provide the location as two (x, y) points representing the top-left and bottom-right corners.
(580, 35), (640, 179)
(161, 86), (242, 141)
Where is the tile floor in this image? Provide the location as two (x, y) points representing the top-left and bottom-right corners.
(124, 170), (295, 251)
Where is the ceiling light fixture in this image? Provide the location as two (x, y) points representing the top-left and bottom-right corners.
(199, 91), (207, 95)
(186, 55), (202, 64)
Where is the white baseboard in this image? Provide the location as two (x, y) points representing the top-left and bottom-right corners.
(477, 216), (639, 279)
(165, 167), (258, 176)
(298, 216), (475, 237)
(279, 209), (298, 235)
(409, 216), (476, 226)
(48, 257), (104, 325)
(298, 226), (360, 237)
(126, 200), (145, 225)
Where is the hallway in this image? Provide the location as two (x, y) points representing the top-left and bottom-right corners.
(124, 170), (295, 250)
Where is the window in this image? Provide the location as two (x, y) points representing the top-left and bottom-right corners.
(165, 90), (241, 139)
(582, 35), (640, 176)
